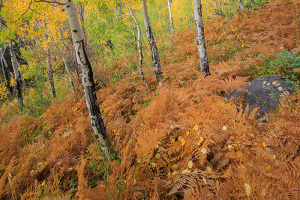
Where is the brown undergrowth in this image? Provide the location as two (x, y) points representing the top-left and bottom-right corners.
(0, 0), (299, 199)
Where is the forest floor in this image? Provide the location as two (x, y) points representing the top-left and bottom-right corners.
(0, 0), (299, 199)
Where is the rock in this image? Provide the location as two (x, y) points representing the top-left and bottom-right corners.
(228, 75), (293, 118)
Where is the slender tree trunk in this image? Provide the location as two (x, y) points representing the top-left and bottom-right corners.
(57, 48), (76, 101)
(141, 0), (163, 86)
(250, 0), (254, 9)
(44, 24), (56, 98)
(63, 0), (111, 160)
(131, 26), (138, 51)
(129, 5), (148, 88)
(167, 0), (175, 35)
(194, 0), (210, 76)
(46, 46), (57, 98)
(238, 0), (244, 10)
(9, 41), (23, 109)
(0, 48), (13, 97)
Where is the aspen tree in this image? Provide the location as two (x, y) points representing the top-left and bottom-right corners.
(0, 1), (23, 105)
(9, 41), (23, 109)
(141, 0), (163, 86)
(167, 0), (175, 35)
(129, 5), (148, 88)
(238, 0), (245, 10)
(0, 48), (13, 97)
(194, 0), (210, 76)
(45, 32), (57, 98)
(63, 0), (111, 159)
(53, 43), (76, 101)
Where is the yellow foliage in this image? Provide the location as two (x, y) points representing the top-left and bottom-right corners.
(0, 83), (8, 100)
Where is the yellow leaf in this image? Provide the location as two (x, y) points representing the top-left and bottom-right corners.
(178, 136), (185, 146)
(216, 180), (220, 188)
(193, 125), (199, 131)
(188, 161), (193, 169)
(186, 131), (190, 136)
(17, 31), (25, 37)
(244, 183), (252, 196)
(170, 137), (175, 144)
(207, 166), (212, 172)
(201, 148), (208, 154)
(197, 137), (204, 145)
(272, 81), (277, 85)
(262, 142), (266, 148)
(266, 165), (271, 171)
(168, 171), (172, 178)
(203, 177), (207, 184)
(41, 180), (46, 186)
(278, 87), (283, 91)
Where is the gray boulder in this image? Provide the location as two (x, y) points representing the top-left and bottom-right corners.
(228, 75), (293, 118)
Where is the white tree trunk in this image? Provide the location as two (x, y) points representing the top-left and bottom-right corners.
(167, 0), (175, 35)
(194, 0), (210, 76)
(63, 0), (110, 160)
(9, 41), (23, 109)
(46, 46), (56, 98)
(0, 47), (13, 97)
(141, 0), (163, 86)
(238, 0), (245, 10)
(129, 5), (148, 88)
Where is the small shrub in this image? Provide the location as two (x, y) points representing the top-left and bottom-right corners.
(247, 50), (300, 88)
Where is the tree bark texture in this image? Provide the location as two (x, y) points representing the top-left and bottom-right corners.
(238, 0), (245, 10)
(194, 0), (210, 76)
(9, 41), (23, 109)
(167, 0), (175, 35)
(129, 5), (148, 88)
(63, 0), (110, 159)
(141, 0), (163, 86)
(46, 46), (57, 98)
(0, 47), (13, 96)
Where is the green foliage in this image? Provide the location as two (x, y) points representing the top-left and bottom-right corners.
(21, 83), (52, 116)
(69, 179), (78, 199)
(248, 50), (300, 88)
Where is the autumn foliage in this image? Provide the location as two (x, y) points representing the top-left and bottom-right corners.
(0, 0), (299, 199)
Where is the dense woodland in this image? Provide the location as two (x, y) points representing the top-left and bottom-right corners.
(0, 0), (299, 199)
